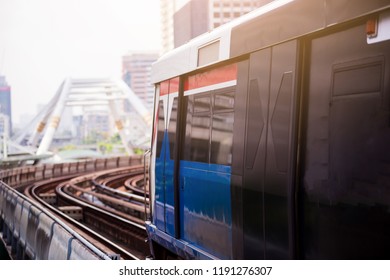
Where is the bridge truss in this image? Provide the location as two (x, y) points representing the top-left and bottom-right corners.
(3, 78), (152, 160)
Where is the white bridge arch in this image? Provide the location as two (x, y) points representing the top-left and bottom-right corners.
(10, 77), (152, 157)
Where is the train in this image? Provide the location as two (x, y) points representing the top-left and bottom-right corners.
(145, 0), (390, 259)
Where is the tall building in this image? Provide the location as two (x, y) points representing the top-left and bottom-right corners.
(0, 76), (12, 135)
(172, 0), (271, 48)
(209, 0), (271, 29)
(160, 0), (176, 54)
(122, 52), (159, 110)
(174, 0), (209, 48)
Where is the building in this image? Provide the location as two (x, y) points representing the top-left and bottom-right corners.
(160, 0), (193, 54)
(169, 0), (271, 49)
(82, 109), (113, 143)
(209, 0), (272, 29)
(160, 0), (176, 54)
(71, 115), (84, 145)
(0, 76), (12, 135)
(122, 52), (159, 111)
(174, 0), (209, 48)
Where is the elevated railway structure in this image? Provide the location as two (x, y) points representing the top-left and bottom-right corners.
(0, 155), (150, 260)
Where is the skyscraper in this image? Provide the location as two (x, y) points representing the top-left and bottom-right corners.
(209, 0), (272, 29)
(173, 0), (209, 48)
(170, 0), (272, 49)
(0, 76), (12, 135)
(160, 0), (177, 55)
(122, 52), (159, 111)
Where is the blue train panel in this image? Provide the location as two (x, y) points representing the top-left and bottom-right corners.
(179, 161), (232, 259)
(154, 131), (175, 236)
(152, 129), (233, 259)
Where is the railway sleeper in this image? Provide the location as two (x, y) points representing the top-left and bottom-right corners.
(58, 206), (83, 222)
(83, 213), (148, 255)
(38, 193), (57, 206)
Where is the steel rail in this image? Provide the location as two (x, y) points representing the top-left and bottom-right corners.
(26, 177), (140, 260)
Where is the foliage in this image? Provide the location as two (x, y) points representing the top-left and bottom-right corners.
(98, 142), (113, 154)
(133, 148), (145, 155)
(59, 144), (77, 151)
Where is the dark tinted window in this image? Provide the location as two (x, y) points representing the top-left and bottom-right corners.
(183, 86), (235, 165)
(211, 112), (234, 165)
(214, 90), (235, 111)
(194, 95), (211, 113)
(156, 100), (165, 158)
(168, 98), (178, 160)
(184, 94), (211, 163)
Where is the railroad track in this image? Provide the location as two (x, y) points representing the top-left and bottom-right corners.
(23, 166), (150, 260)
(91, 165), (149, 220)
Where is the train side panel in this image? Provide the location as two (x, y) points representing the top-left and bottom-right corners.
(231, 40), (299, 259)
(301, 21), (390, 259)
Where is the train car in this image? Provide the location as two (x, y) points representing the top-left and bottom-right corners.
(145, 0), (390, 259)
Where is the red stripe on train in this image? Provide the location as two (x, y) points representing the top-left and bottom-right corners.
(160, 77), (179, 96)
(159, 63), (237, 96)
(185, 63), (237, 91)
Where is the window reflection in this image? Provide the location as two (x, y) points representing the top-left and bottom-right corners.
(194, 95), (211, 113)
(156, 100), (165, 158)
(183, 86), (235, 166)
(211, 112), (234, 165)
(168, 98), (178, 159)
(214, 90), (234, 111)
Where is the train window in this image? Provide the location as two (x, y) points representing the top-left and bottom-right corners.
(198, 40), (220, 67)
(183, 87), (235, 165)
(183, 97), (193, 161)
(194, 95), (211, 113)
(156, 100), (165, 159)
(168, 98), (178, 160)
(211, 112), (234, 165)
(184, 93), (211, 163)
(184, 112), (211, 163)
(214, 89), (234, 111)
(193, 95), (211, 163)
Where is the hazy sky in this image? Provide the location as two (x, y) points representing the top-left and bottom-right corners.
(0, 0), (161, 125)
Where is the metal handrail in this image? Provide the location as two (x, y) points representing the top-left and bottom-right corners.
(143, 150), (151, 221)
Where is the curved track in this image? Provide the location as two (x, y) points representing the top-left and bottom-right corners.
(19, 162), (150, 260)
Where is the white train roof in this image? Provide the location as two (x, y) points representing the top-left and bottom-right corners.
(151, 0), (294, 84)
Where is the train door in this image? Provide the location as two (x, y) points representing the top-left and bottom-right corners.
(301, 20), (390, 259)
(179, 64), (237, 259)
(154, 78), (179, 236)
(232, 40), (298, 259)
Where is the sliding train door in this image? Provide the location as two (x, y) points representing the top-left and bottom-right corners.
(154, 78), (179, 237)
(232, 40), (298, 259)
(179, 64), (237, 259)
